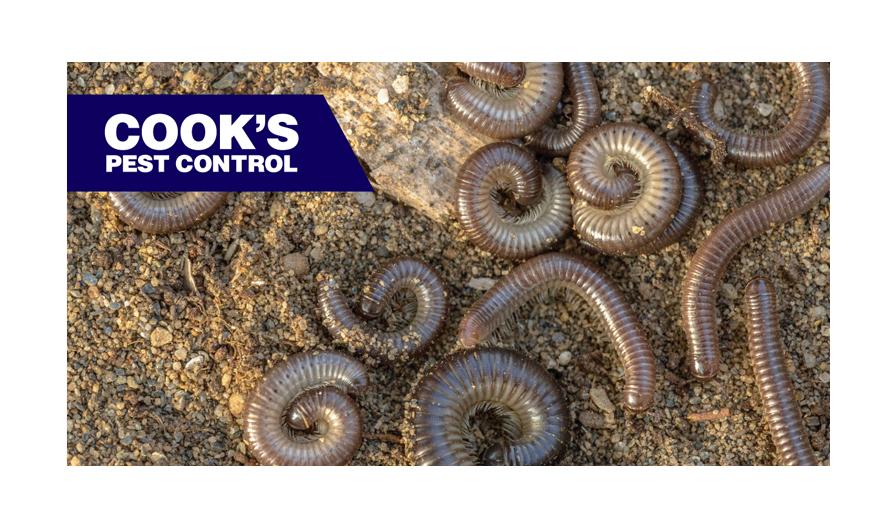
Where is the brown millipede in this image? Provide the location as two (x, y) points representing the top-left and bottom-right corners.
(568, 123), (683, 256)
(458, 252), (656, 412)
(743, 277), (819, 466)
(318, 257), (448, 362)
(690, 62), (830, 168)
(243, 350), (369, 466)
(405, 347), (569, 465)
(445, 62), (564, 139)
(455, 62), (525, 88)
(455, 142), (571, 259)
(108, 192), (229, 234)
(681, 163), (830, 380)
(525, 62), (602, 156)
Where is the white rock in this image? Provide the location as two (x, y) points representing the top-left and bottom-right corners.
(467, 277), (496, 291)
(377, 88), (390, 105)
(392, 75), (410, 95)
(756, 102), (774, 117)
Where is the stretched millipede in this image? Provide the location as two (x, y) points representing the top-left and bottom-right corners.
(568, 123), (684, 256)
(445, 62), (564, 139)
(458, 252), (656, 412)
(455, 142), (571, 259)
(243, 350), (369, 466)
(318, 257), (448, 362)
(743, 277), (819, 466)
(690, 62), (830, 168)
(108, 192), (229, 234)
(405, 347), (569, 465)
(681, 163), (830, 379)
(525, 62), (602, 156)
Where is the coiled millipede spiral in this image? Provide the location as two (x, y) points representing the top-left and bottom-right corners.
(524, 62), (602, 156)
(108, 192), (229, 234)
(455, 142), (571, 259)
(405, 347), (570, 465)
(743, 277), (819, 466)
(458, 252), (656, 412)
(318, 257), (448, 362)
(243, 350), (369, 466)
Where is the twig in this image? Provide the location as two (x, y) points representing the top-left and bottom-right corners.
(686, 408), (731, 422)
(641, 85), (728, 168)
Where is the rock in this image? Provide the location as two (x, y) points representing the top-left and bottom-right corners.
(150, 327), (173, 347)
(721, 282), (738, 300)
(150, 452), (166, 463)
(283, 253), (310, 275)
(221, 372), (232, 388)
(314, 224), (329, 236)
(467, 277), (496, 291)
(631, 101), (643, 115)
(802, 352), (817, 369)
(756, 102), (774, 117)
(148, 62), (176, 79)
(809, 306), (827, 319)
(392, 75), (410, 95)
(174, 348), (188, 361)
(377, 88), (390, 105)
(353, 192), (376, 207)
(82, 273), (98, 286)
(557, 351), (572, 366)
(104, 83), (115, 95)
(590, 387), (615, 414)
(70, 456), (81, 466)
(228, 393), (245, 416)
(213, 72), (237, 89)
(309, 246), (324, 261)
(185, 355), (204, 372)
(578, 410), (604, 429)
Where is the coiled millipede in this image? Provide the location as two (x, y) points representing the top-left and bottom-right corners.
(524, 62), (602, 156)
(405, 347), (570, 465)
(243, 350), (369, 466)
(318, 257), (448, 362)
(681, 163), (830, 380)
(458, 252), (656, 412)
(455, 142), (571, 259)
(743, 277), (819, 465)
(108, 192), (229, 234)
(690, 62), (830, 168)
(445, 62), (564, 139)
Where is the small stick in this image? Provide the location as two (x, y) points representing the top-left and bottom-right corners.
(641, 86), (728, 168)
(686, 408), (731, 422)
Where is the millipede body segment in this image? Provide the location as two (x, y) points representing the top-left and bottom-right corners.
(458, 252), (656, 412)
(681, 163), (830, 380)
(455, 142), (571, 259)
(108, 192), (229, 234)
(525, 62), (602, 156)
(318, 257), (448, 362)
(568, 123), (683, 256)
(743, 277), (819, 466)
(445, 62), (564, 139)
(243, 350), (369, 466)
(406, 347), (570, 465)
(690, 62), (830, 168)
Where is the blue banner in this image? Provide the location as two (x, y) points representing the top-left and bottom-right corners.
(67, 95), (372, 192)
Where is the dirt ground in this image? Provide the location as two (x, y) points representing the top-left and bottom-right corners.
(66, 62), (830, 465)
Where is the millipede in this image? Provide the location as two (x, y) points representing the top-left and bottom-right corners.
(567, 122), (684, 256)
(108, 192), (229, 234)
(743, 277), (819, 466)
(445, 62), (564, 139)
(455, 142), (571, 259)
(524, 62), (602, 156)
(457, 251), (656, 412)
(681, 163), (830, 380)
(405, 347), (570, 465)
(243, 350), (369, 466)
(317, 257), (448, 362)
(690, 62), (830, 168)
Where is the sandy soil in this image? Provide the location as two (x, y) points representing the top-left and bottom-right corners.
(66, 62), (830, 465)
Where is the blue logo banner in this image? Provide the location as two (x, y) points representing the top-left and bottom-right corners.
(67, 95), (372, 192)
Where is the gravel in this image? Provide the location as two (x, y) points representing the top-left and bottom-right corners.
(66, 62), (830, 466)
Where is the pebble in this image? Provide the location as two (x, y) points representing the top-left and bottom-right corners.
(467, 277), (496, 291)
(818, 372), (830, 383)
(309, 246), (324, 261)
(82, 273), (98, 286)
(557, 351), (572, 366)
(578, 410), (604, 429)
(809, 306), (827, 320)
(314, 224), (329, 236)
(589, 387), (615, 413)
(104, 84), (115, 95)
(377, 88), (390, 105)
(802, 352), (817, 369)
(353, 192), (376, 207)
(631, 101), (643, 115)
(228, 393), (245, 416)
(721, 282), (738, 300)
(149, 327), (173, 347)
(174, 348), (188, 361)
(392, 75), (410, 95)
(150, 452), (166, 463)
(283, 253), (310, 275)
(185, 355), (204, 372)
(213, 72), (237, 89)
(756, 102), (774, 117)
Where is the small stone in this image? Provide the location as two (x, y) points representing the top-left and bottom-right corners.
(185, 355), (205, 372)
(104, 83), (115, 95)
(174, 348), (188, 361)
(578, 410), (604, 429)
(150, 452), (166, 463)
(557, 351), (572, 366)
(377, 88), (390, 105)
(353, 192), (376, 207)
(148, 62), (176, 79)
(467, 277), (496, 291)
(228, 393), (245, 416)
(756, 102), (774, 117)
(818, 372), (830, 383)
(721, 282), (738, 300)
(149, 327), (173, 347)
(590, 387), (616, 413)
(213, 72), (237, 89)
(70, 456), (81, 466)
(809, 306), (827, 320)
(392, 75), (410, 95)
(283, 253), (310, 275)
(82, 273), (98, 286)
(631, 101), (643, 115)
(221, 372), (232, 388)
(802, 352), (817, 369)
(314, 224), (329, 236)
(87, 286), (100, 299)
(309, 246), (324, 261)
